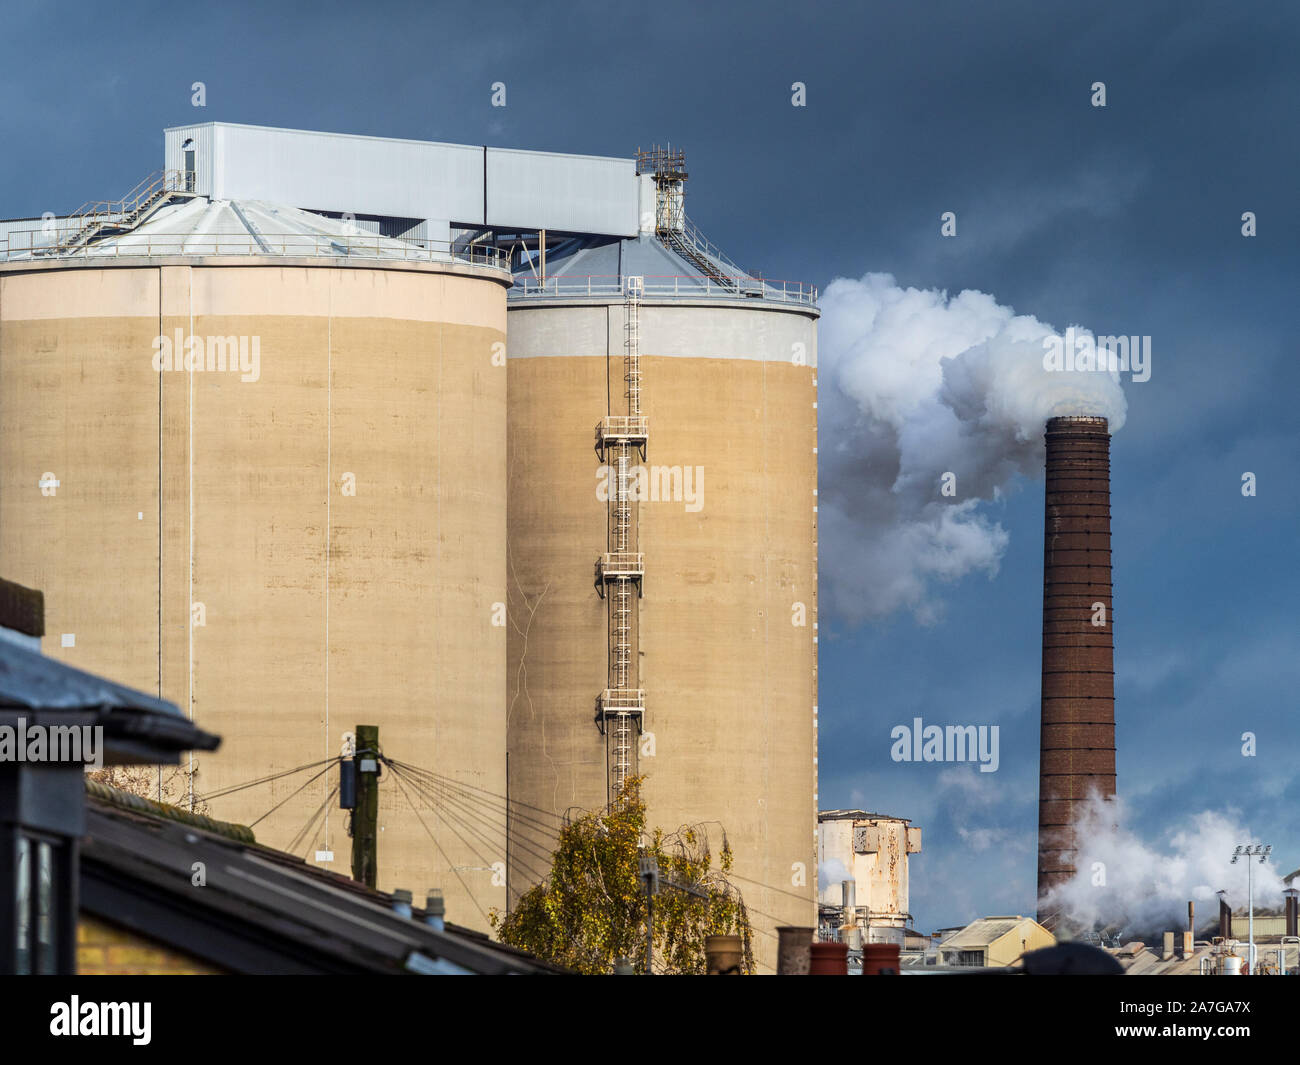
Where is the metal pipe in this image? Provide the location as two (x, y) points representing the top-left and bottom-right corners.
(1218, 892), (1233, 940)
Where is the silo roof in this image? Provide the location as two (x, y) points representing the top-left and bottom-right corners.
(1, 197), (504, 269)
(509, 234), (817, 306)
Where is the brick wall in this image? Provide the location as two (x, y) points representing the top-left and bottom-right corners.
(77, 913), (225, 975)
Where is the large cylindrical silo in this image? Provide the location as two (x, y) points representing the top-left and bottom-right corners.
(0, 198), (510, 929)
(505, 234), (819, 971)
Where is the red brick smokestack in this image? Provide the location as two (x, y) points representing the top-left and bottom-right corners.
(1038, 415), (1116, 921)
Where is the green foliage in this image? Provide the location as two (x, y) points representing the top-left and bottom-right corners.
(491, 777), (754, 974)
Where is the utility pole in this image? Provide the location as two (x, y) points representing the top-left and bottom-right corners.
(638, 850), (709, 974)
(639, 853), (657, 975)
(351, 724), (380, 888)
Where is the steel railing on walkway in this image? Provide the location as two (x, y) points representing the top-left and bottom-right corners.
(510, 273), (816, 304)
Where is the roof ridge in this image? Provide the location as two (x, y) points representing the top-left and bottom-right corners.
(85, 777), (256, 844)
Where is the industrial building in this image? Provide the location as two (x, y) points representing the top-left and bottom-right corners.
(0, 123), (819, 968)
(816, 810), (921, 949)
(937, 915), (1056, 968)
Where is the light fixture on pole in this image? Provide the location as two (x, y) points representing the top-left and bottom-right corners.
(1231, 843), (1272, 974)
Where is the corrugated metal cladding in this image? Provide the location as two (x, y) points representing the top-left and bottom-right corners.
(164, 123), (482, 226)
(164, 124), (215, 197)
(485, 148), (637, 235)
(162, 123), (640, 237)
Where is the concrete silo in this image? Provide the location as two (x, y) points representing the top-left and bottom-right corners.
(505, 154), (820, 970)
(0, 193), (510, 929)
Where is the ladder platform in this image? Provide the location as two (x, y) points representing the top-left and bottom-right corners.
(595, 689), (646, 733)
(594, 415), (648, 460)
(595, 552), (644, 592)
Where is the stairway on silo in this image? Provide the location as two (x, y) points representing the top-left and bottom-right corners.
(661, 227), (739, 292)
(43, 170), (197, 256)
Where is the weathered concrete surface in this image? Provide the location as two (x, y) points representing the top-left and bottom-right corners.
(506, 298), (820, 972)
(0, 260), (509, 931)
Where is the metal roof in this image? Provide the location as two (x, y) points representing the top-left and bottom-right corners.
(940, 916), (1040, 949)
(164, 122), (638, 236)
(509, 234), (818, 307)
(818, 809), (913, 824)
(0, 197), (505, 269)
(0, 637), (219, 764)
(81, 783), (565, 975)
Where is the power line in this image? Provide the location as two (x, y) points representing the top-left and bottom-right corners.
(385, 758), (568, 824)
(393, 779), (550, 887)
(727, 871), (822, 906)
(387, 765), (490, 926)
(393, 762), (562, 850)
(289, 785), (338, 856)
(195, 757), (340, 803)
(387, 763), (555, 891)
(248, 764), (335, 828)
(388, 764), (496, 869)
(390, 763), (556, 876)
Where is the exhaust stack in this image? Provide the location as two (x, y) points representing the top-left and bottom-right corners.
(1037, 415), (1116, 918)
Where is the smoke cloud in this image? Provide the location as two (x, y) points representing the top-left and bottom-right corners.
(1041, 793), (1285, 937)
(818, 857), (851, 893)
(819, 272), (1127, 624)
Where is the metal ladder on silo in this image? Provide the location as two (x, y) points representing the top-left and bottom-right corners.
(594, 275), (647, 801)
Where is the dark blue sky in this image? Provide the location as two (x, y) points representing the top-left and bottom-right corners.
(4, 0), (1296, 932)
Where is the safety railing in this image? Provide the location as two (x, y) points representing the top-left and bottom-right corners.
(64, 169), (194, 227)
(511, 273), (817, 304)
(0, 229), (508, 269)
(672, 215), (749, 277)
(597, 552), (645, 579)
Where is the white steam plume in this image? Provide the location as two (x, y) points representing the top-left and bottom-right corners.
(818, 857), (851, 894)
(1041, 793), (1286, 937)
(819, 272), (1127, 624)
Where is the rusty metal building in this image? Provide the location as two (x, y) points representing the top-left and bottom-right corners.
(817, 810), (921, 947)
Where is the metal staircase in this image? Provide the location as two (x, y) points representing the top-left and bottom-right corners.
(39, 169), (196, 256)
(636, 146), (749, 292)
(661, 217), (741, 291)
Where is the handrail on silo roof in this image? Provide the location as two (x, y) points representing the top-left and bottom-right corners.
(0, 229), (508, 270)
(48, 170), (200, 255)
(508, 273), (817, 305)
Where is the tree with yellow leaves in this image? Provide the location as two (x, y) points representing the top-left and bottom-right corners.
(492, 777), (753, 974)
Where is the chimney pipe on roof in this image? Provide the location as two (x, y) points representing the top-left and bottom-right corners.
(1285, 888), (1298, 938)
(1218, 892), (1233, 940)
(425, 889), (445, 932)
